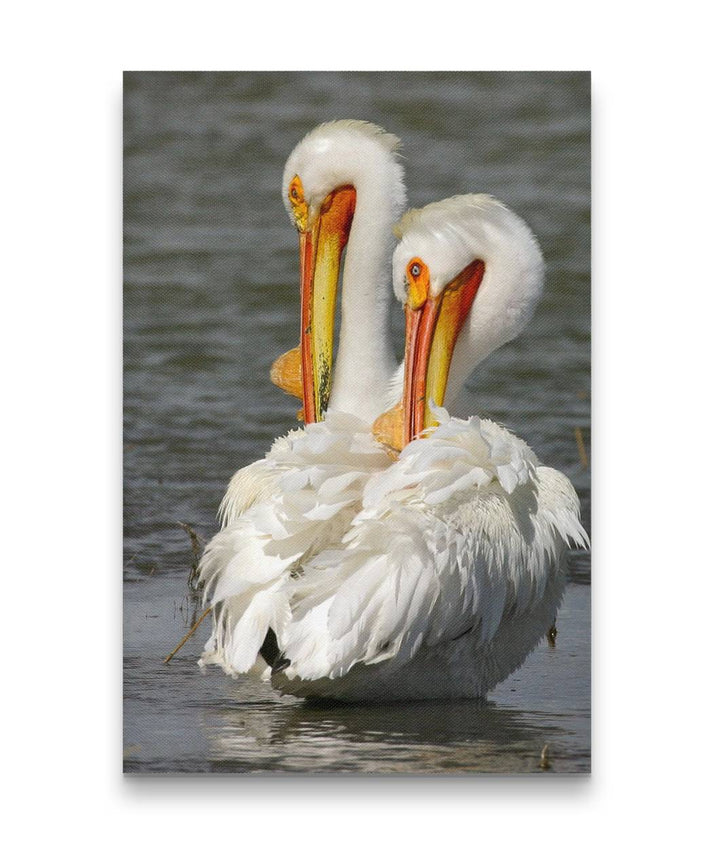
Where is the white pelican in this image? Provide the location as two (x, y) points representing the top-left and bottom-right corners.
(268, 195), (587, 700)
(216, 119), (406, 527)
(273, 118), (406, 422)
(196, 121), (408, 673)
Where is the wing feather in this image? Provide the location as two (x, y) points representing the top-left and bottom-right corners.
(277, 416), (588, 684)
(196, 411), (391, 675)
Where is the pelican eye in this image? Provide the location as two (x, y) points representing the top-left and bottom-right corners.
(407, 258), (426, 281)
(405, 258), (430, 310)
(288, 175), (308, 231)
(288, 175), (305, 206)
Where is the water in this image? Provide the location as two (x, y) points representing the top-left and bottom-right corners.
(123, 71), (591, 774)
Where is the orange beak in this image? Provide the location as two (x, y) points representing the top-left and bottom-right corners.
(297, 185), (356, 424)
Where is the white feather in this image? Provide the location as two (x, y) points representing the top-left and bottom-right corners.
(274, 417), (587, 697)
(196, 411), (391, 675)
(198, 190), (589, 701)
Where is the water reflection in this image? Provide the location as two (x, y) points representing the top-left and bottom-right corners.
(124, 575), (589, 774)
(204, 697), (575, 774)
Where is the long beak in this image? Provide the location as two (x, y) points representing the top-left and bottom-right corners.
(406, 259), (485, 441)
(401, 299), (435, 446)
(299, 185), (356, 423)
(373, 259), (485, 450)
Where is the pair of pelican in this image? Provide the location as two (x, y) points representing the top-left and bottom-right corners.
(196, 120), (588, 701)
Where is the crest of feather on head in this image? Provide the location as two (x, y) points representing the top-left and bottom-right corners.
(283, 119), (406, 226)
(305, 119), (403, 155)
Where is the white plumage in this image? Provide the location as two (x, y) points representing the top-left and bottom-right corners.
(215, 120), (406, 529)
(199, 412), (390, 675)
(274, 411), (587, 700)
(200, 408), (587, 700)
(198, 176), (588, 701)
(281, 119), (405, 420)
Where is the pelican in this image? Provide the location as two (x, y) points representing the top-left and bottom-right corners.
(196, 121), (408, 674)
(265, 195), (588, 701)
(272, 118), (406, 422)
(216, 119), (406, 527)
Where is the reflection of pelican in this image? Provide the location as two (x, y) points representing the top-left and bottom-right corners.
(197, 122), (407, 673)
(204, 691), (572, 774)
(271, 195), (589, 700)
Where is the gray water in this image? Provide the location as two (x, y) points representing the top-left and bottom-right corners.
(123, 71), (591, 775)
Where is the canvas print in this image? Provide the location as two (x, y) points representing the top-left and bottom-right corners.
(123, 71), (591, 774)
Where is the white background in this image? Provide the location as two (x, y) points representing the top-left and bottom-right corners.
(3, 1), (717, 852)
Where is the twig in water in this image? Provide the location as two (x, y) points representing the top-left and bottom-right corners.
(178, 521), (206, 589)
(163, 606), (212, 664)
(574, 427), (588, 469)
(539, 744), (552, 770)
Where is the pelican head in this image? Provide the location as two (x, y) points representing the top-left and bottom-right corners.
(375, 194), (544, 448)
(271, 120), (405, 423)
